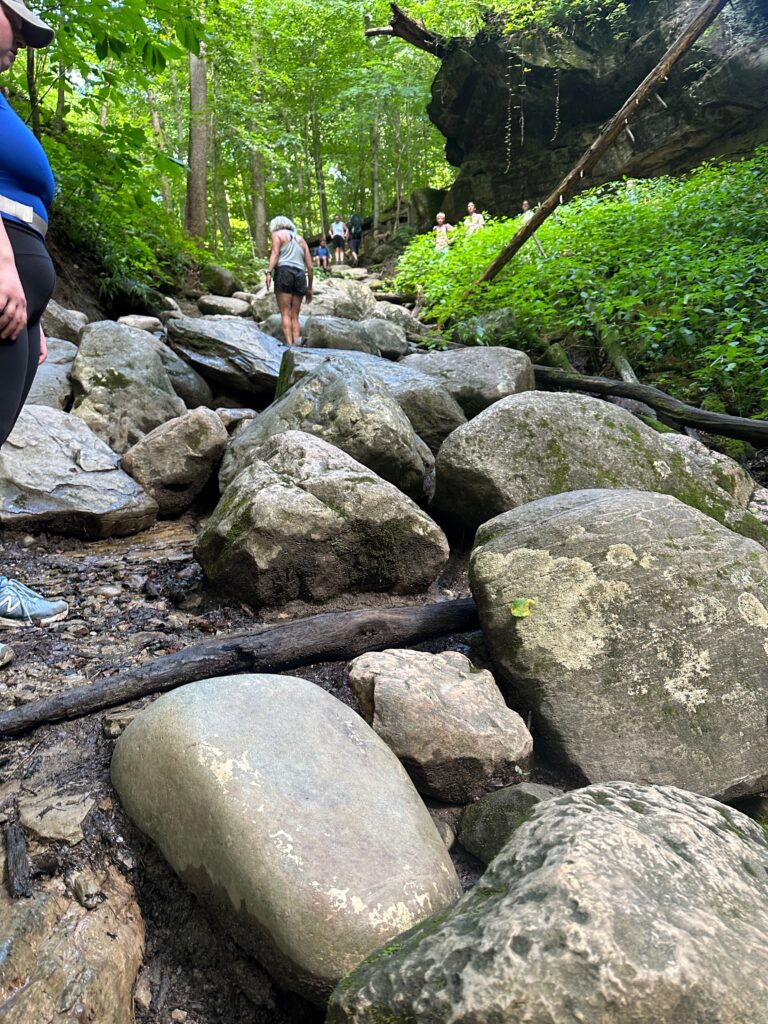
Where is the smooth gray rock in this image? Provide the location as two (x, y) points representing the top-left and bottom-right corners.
(458, 782), (562, 864)
(199, 263), (241, 297)
(250, 288), (279, 321)
(111, 674), (461, 1002)
(402, 346), (534, 417)
(0, 406), (157, 537)
(304, 317), (408, 359)
(167, 317), (283, 399)
(215, 407), (257, 434)
(220, 362), (434, 502)
(259, 313), (309, 343)
(434, 391), (763, 541)
(41, 299), (87, 343)
(72, 322), (186, 454)
(117, 314), (164, 334)
(27, 337), (77, 409)
(197, 294), (252, 317)
(328, 782), (768, 1024)
(470, 488), (768, 800)
(370, 301), (429, 341)
(285, 349), (466, 453)
(143, 334), (214, 409)
(348, 649), (532, 803)
(122, 408), (228, 516)
(198, 431), (448, 605)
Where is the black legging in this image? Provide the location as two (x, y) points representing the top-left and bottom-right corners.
(0, 220), (56, 446)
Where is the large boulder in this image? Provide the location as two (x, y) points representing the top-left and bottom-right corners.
(27, 337), (77, 409)
(0, 406), (157, 537)
(285, 350), (466, 453)
(348, 649), (532, 803)
(470, 488), (768, 799)
(434, 391), (762, 541)
(111, 674), (461, 1002)
(199, 263), (242, 297)
(167, 316), (283, 399)
(72, 321), (186, 454)
(144, 334), (214, 408)
(197, 294), (252, 317)
(122, 407), (228, 516)
(370, 301), (429, 341)
(259, 313), (309, 343)
(303, 316), (409, 359)
(41, 298), (87, 343)
(220, 362), (434, 502)
(402, 346), (534, 417)
(117, 314), (164, 333)
(198, 431), (448, 605)
(0, 867), (144, 1024)
(458, 782), (562, 864)
(328, 782), (768, 1024)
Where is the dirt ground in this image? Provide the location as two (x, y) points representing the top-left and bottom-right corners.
(0, 513), (501, 1024)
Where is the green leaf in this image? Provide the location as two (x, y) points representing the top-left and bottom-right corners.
(510, 598), (537, 619)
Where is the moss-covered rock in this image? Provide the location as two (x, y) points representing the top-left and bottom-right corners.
(458, 782), (562, 864)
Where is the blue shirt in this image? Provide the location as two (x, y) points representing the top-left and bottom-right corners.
(0, 93), (55, 226)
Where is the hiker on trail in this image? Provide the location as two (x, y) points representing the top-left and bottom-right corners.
(265, 216), (313, 347)
(464, 201), (485, 234)
(313, 238), (330, 270)
(521, 199), (534, 223)
(0, 0), (69, 666)
(433, 211), (453, 251)
(330, 214), (348, 264)
(348, 213), (363, 264)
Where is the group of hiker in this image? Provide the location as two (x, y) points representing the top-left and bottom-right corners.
(312, 213), (364, 269)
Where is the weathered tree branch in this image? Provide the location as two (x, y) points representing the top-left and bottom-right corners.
(533, 365), (768, 444)
(366, 2), (446, 57)
(463, 0), (730, 296)
(0, 599), (479, 738)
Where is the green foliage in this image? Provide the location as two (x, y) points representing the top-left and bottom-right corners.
(396, 149), (768, 418)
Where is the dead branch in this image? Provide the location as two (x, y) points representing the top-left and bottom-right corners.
(366, 2), (446, 57)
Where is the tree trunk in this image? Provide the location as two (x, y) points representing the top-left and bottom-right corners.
(184, 46), (209, 242)
(371, 112), (381, 233)
(310, 105), (329, 235)
(249, 143), (269, 254)
(148, 89), (173, 212)
(99, 58), (114, 128)
(25, 50), (40, 139)
(366, 2), (446, 57)
(52, 64), (67, 134)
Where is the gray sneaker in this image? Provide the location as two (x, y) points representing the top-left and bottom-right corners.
(0, 576), (69, 627)
(0, 642), (13, 666)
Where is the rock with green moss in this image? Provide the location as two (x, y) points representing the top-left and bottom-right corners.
(470, 488), (768, 799)
(71, 321), (186, 454)
(458, 782), (561, 864)
(111, 674), (461, 1003)
(199, 263), (241, 297)
(283, 349), (466, 453)
(219, 361), (434, 501)
(433, 392), (763, 544)
(198, 431), (448, 606)
(402, 347), (534, 418)
(167, 316), (284, 399)
(122, 407), (228, 516)
(327, 782), (768, 1023)
(348, 649), (532, 803)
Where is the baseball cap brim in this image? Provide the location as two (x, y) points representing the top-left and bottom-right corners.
(2, 0), (54, 47)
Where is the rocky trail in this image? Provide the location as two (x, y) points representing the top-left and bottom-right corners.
(2, 265), (768, 1024)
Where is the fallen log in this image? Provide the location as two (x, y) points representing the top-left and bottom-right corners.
(374, 292), (417, 305)
(4, 818), (31, 898)
(0, 598), (479, 738)
(533, 365), (768, 445)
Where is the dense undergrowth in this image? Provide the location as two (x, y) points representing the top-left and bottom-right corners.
(396, 149), (768, 419)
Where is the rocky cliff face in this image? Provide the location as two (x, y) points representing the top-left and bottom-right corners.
(429, 0), (768, 217)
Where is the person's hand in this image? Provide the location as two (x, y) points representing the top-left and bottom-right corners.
(0, 259), (27, 340)
(265, 270), (273, 291)
(305, 289), (313, 305)
(38, 327), (47, 364)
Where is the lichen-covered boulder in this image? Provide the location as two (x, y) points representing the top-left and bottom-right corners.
(72, 321), (186, 454)
(304, 316), (408, 359)
(369, 301), (429, 341)
(143, 334), (214, 408)
(167, 317), (283, 399)
(434, 391), (762, 542)
(458, 782), (562, 864)
(348, 649), (532, 803)
(0, 407), (157, 537)
(328, 782), (768, 1024)
(402, 346), (534, 418)
(470, 488), (768, 799)
(122, 407), (228, 516)
(285, 349), (466, 453)
(27, 337), (77, 409)
(111, 674), (461, 1003)
(198, 432), (448, 605)
(219, 362), (433, 502)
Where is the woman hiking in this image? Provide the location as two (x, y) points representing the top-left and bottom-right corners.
(265, 216), (314, 347)
(0, 0), (69, 667)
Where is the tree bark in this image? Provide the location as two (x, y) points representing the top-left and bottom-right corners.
(25, 49), (40, 139)
(148, 89), (173, 212)
(533, 366), (768, 444)
(371, 112), (381, 234)
(310, 105), (329, 235)
(249, 143), (268, 253)
(52, 64), (67, 135)
(184, 46), (209, 242)
(0, 599), (479, 737)
(466, 0), (730, 295)
(366, 2), (446, 57)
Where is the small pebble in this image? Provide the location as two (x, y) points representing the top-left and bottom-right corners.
(171, 1011), (188, 1022)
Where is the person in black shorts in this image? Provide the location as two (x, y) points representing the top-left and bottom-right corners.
(265, 216), (314, 346)
(329, 214), (348, 264)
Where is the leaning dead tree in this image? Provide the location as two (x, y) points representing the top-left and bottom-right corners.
(460, 0), (730, 299)
(366, 2), (446, 57)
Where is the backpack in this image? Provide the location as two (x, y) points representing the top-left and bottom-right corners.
(349, 214), (363, 237)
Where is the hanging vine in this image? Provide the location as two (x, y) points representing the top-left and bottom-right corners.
(551, 66), (561, 141)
